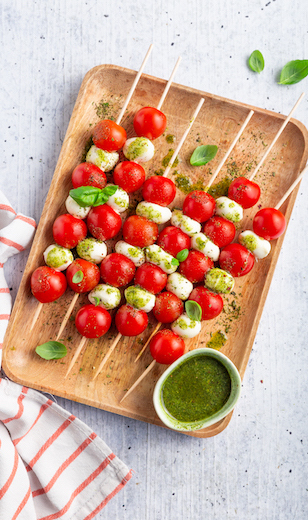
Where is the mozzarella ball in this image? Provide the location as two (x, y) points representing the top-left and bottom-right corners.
(105, 184), (129, 214)
(171, 209), (201, 236)
(88, 284), (121, 310)
(191, 232), (220, 261)
(171, 313), (202, 339)
(65, 195), (91, 219)
(166, 272), (193, 300)
(239, 230), (271, 259)
(86, 144), (119, 172)
(124, 285), (156, 313)
(145, 244), (178, 274)
(76, 237), (107, 264)
(43, 244), (74, 271)
(115, 240), (145, 267)
(205, 268), (234, 294)
(215, 196), (243, 223)
(136, 201), (172, 225)
(123, 137), (155, 163)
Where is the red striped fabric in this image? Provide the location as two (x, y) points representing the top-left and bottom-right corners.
(0, 235), (25, 252)
(0, 204), (16, 214)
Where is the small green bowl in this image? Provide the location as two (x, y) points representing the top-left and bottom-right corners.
(153, 348), (241, 432)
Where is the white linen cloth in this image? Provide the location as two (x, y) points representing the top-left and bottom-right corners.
(0, 191), (132, 519)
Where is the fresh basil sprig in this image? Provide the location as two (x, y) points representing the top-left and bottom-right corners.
(278, 60), (308, 85)
(176, 249), (189, 262)
(69, 185), (118, 207)
(171, 257), (180, 267)
(36, 341), (67, 360)
(72, 270), (84, 284)
(190, 145), (218, 167)
(185, 300), (202, 322)
(248, 50), (264, 73)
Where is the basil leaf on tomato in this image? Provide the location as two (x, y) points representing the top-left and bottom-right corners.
(36, 341), (67, 360)
(171, 257), (179, 266)
(176, 249), (189, 262)
(69, 186), (101, 207)
(190, 145), (218, 167)
(248, 50), (264, 73)
(72, 270), (84, 284)
(92, 185), (119, 206)
(278, 60), (308, 85)
(185, 300), (202, 321)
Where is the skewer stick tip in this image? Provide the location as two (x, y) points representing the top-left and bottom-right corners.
(91, 332), (122, 381)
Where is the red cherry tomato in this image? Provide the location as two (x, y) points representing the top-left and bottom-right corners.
(113, 161), (145, 193)
(153, 292), (184, 323)
(115, 304), (148, 336)
(133, 107), (167, 140)
(53, 214), (87, 249)
(75, 304), (111, 338)
(122, 215), (158, 248)
(189, 286), (223, 320)
(135, 263), (167, 294)
(66, 259), (100, 293)
(219, 243), (255, 277)
(253, 207), (286, 240)
(142, 176), (176, 206)
(228, 176), (261, 209)
(179, 250), (214, 284)
(100, 253), (135, 287)
(31, 266), (67, 303)
(71, 163), (107, 190)
(87, 204), (122, 241)
(202, 216), (236, 248)
(182, 190), (216, 223)
(92, 119), (126, 152)
(157, 226), (191, 257)
(150, 329), (185, 364)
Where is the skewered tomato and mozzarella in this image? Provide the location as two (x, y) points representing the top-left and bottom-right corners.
(53, 214), (87, 249)
(86, 204), (122, 241)
(228, 177), (261, 209)
(86, 145), (119, 172)
(113, 162), (146, 193)
(104, 184), (129, 213)
(71, 163), (107, 190)
(123, 137), (155, 163)
(166, 272), (193, 301)
(88, 284), (121, 310)
(149, 329), (185, 364)
(134, 263), (167, 294)
(142, 176), (176, 206)
(205, 268), (234, 294)
(179, 250), (213, 284)
(92, 119), (127, 152)
(65, 195), (91, 219)
(144, 244), (178, 274)
(202, 216), (236, 248)
(190, 232), (220, 261)
(124, 286), (156, 313)
(43, 244), (74, 271)
(136, 201), (172, 225)
(253, 207), (286, 240)
(123, 215), (158, 248)
(115, 304), (148, 337)
(189, 286), (224, 321)
(66, 259), (100, 293)
(115, 240), (145, 266)
(171, 209), (201, 236)
(157, 226), (191, 258)
(100, 253), (136, 288)
(152, 292), (184, 323)
(238, 230), (271, 259)
(31, 266), (67, 303)
(171, 313), (202, 339)
(215, 196), (243, 223)
(219, 243), (255, 278)
(75, 304), (112, 339)
(182, 190), (216, 223)
(133, 106), (167, 140)
(76, 237), (107, 264)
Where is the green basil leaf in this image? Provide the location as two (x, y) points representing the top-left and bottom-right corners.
(93, 192), (109, 206)
(248, 50), (264, 73)
(278, 60), (308, 85)
(185, 300), (202, 322)
(72, 270), (84, 284)
(176, 249), (189, 262)
(171, 257), (179, 266)
(190, 145), (218, 167)
(92, 184), (119, 207)
(93, 296), (100, 306)
(69, 186), (101, 207)
(36, 341), (67, 360)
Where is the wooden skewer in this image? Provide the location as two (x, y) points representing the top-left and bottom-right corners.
(56, 292), (79, 340)
(91, 332), (122, 381)
(120, 359), (156, 403)
(156, 56), (181, 111)
(207, 109), (254, 189)
(248, 92), (305, 181)
(64, 336), (87, 379)
(30, 302), (43, 331)
(135, 322), (162, 362)
(275, 162), (308, 210)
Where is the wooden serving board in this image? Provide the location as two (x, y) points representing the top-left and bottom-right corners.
(3, 65), (308, 438)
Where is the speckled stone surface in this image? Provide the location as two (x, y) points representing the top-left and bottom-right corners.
(1, 1), (308, 518)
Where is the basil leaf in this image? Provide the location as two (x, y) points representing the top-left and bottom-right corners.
(92, 184), (119, 207)
(185, 300), (202, 322)
(248, 50), (264, 73)
(190, 145), (218, 167)
(176, 249), (189, 262)
(69, 186), (101, 207)
(171, 257), (179, 266)
(93, 296), (100, 306)
(36, 341), (67, 360)
(278, 60), (308, 85)
(72, 270), (84, 284)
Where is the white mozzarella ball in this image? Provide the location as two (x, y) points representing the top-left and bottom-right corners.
(123, 137), (155, 163)
(166, 272), (193, 300)
(171, 209), (201, 236)
(124, 286), (156, 313)
(65, 195), (91, 219)
(88, 284), (121, 310)
(76, 238), (107, 264)
(86, 144), (119, 172)
(171, 314), (202, 339)
(145, 244), (178, 274)
(105, 184), (129, 213)
(43, 244), (74, 271)
(136, 201), (172, 224)
(115, 240), (145, 267)
(191, 232), (220, 261)
(205, 268), (234, 294)
(215, 196), (243, 223)
(239, 230), (271, 259)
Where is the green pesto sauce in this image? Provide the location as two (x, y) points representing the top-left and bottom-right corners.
(154, 168), (164, 176)
(166, 134), (176, 144)
(240, 234), (257, 251)
(174, 175), (207, 195)
(127, 137), (149, 160)
(162, 149), (179, 167)
(162, 355), (231, 422)
(47, 247), (72, 268)
(206, 331), (227, 350)
(207, 176), (233, 198)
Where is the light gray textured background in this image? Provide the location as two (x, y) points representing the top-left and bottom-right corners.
(1, 1), (308, 519)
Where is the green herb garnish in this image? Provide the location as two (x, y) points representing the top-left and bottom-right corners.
(278, 60), (308, 85)
(176, 249), (189, 262)
(72, 270), (84, 284)
(185, 300), (202, 321)
(69, 185), (118, 207)
(190, 145), (218, 167)
(248, 50), (264, 73)
(171, 258), (180, 266)
(36, 341), (67, 360)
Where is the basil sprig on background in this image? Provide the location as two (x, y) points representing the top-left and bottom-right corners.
(190, 145), (218, 167)
(69, 184), (118, 207)
(278, 60), (308, 85)
(248, 50), (265, 73)
(185, 300), (202, 322)
(36, 341), (67, 360)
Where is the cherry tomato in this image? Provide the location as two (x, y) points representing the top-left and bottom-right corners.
(142, 176), (176, 206)
(133, 107), (167, 140)
(202, 216), (236, 248)
(87, 204), (122, 241)
(53, 214), (87, 249)
(115, 304), (148, 336)
(150, 329), (185, 364)
(182, 190), (216, 223)
(253, 207), (286, 240)
(31, 266), (67, 303)
(228, 176), (261, 209)
(71, 163), (107, 190)
(219, 243), (255, 277)
(189, 286), (223, 320)
(66, 259), (100, 293)
(153, 292), (184, 323)
(100, 253), (135, 287)
(157, 226), (191, 257)
(92, 119), (126, 152)
(135, 263), (167, 294)
(122, 215), (158, 248)
(179, 250), (214, 284)
(75, 304), (111, 338)
(113, 161), (145, 193)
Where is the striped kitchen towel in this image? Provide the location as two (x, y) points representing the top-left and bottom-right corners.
(0, 190), (132, 519)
